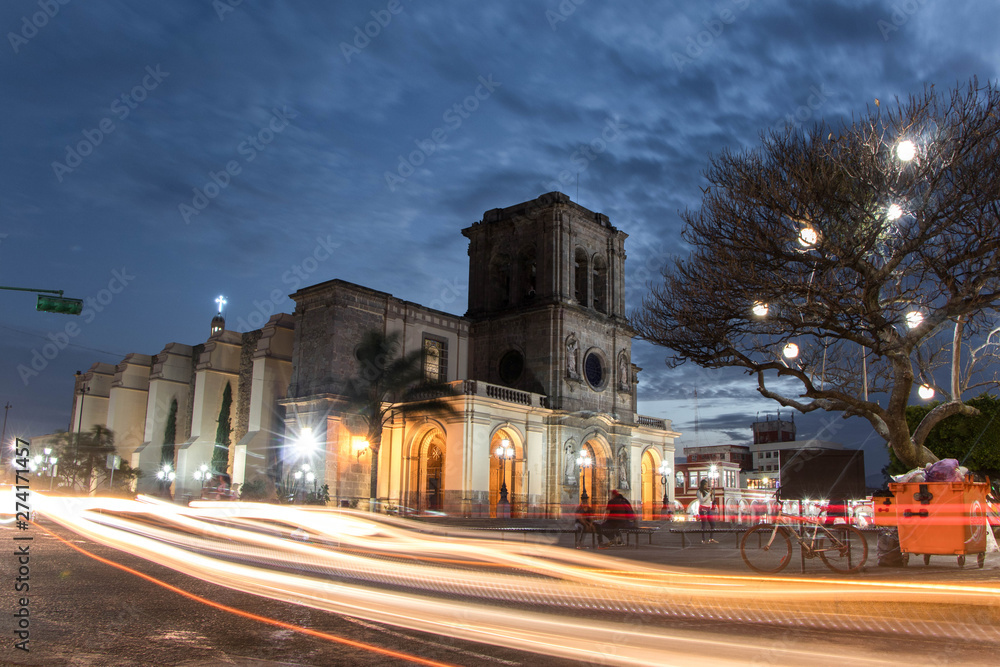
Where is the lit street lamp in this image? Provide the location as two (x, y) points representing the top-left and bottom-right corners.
(576, 449), (593, 503)
(193, 463), (211, 497)
(658, 460), (671, 519)
(495, 439), (514, 512)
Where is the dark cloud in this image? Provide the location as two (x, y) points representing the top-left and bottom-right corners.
(3, 0), (997, 445)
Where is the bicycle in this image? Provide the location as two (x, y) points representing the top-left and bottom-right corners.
(739, 498), (868, 574)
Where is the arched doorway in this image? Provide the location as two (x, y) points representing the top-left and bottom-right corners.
(579, 438), (610, 511)
(425, 443), (443, 510)
(489, 429), (523, 518)
(407, 429), (446, 512)
(641, 449), (661, 520)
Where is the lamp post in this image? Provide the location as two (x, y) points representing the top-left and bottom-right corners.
(576, 449), (593, 503)
(193, 463), (211, 498)
(658, 460), (671, 519)
(495, 439), (514, 517)
(156, 463), (176, 498)
(708, 464), (720, 487)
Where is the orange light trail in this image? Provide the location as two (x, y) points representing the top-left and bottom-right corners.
(36, 521), (460, 667)
(27, 493), (1000, 666)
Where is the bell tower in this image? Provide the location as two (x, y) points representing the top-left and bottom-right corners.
(462, 192), (635, 415)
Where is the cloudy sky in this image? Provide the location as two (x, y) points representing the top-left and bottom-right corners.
(3, 0), (997, 479)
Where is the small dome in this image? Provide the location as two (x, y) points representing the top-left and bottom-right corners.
(211, 313), (225, 335)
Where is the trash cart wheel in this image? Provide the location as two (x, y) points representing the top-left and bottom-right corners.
(923, 554), (931, 566)
(957, 554), (965, 568)
(900, 552), (909, 566)
(978, 552), (986, 569)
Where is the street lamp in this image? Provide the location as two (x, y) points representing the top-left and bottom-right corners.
(576, 449), (593, 503)
(708, 464), (720, 487)
(918, 384), (935, 400)
(295, 426), (317, 456)
(193, 463), (211, 496)
(494, 438), (514, 507)
(658, 460), (671, 519)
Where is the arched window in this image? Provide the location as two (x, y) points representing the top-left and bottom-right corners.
(491, 255), (511, 308)
(592, 255), (608, 314)
(518, 245), (536, 301)
(574, 248), (588, 306)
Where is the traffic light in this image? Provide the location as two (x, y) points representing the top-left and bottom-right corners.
(36, 294), (84, 315)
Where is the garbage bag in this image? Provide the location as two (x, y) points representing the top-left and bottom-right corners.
(924, 458), (963, 482)
(987, 527), (999, 554)
(892, 468), (926, 483)
(877, 528), (904, 567)
(686, 500), (700, 516)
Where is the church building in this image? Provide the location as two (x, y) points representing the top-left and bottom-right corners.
(67, 192), (679, 518)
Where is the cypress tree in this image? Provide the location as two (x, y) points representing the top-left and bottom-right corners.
(162, 398), (177, 467)
(212, 382), (232, 474)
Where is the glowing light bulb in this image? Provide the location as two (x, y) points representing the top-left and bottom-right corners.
(918, 385), (935, 400)
(887, 204), (903, 221)
(752, 302), (769, 317)
(783, 342), (799, 359)
(905, 311), (924, 329)
(896, 140), (916, 162)
(798, 227), (819, 248)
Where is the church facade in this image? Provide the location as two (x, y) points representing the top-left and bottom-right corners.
(67, 193), (679, 518)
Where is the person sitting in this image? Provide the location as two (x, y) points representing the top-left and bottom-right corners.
(597, 489), (636, 547)
(574, 501), (596, 548)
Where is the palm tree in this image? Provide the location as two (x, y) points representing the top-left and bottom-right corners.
(341, 329), (459, 510)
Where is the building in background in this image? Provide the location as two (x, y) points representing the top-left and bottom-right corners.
(56, 193), (679, 517)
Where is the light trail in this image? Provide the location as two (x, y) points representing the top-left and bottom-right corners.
(31, 494), (1000, 666)
(37, 522), (460, 667)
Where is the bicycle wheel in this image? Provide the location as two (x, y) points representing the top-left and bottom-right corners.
(818, 525), (868, 574)
(740, 524), (793, 573)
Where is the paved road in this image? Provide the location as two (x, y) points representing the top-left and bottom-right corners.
(2, 517), (998, 666)
(0, 519), (577, 667)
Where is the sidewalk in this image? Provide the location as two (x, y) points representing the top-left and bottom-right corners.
(469, 520), (1000, 581)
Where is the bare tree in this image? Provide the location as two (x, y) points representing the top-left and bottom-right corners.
(634, 79), (1000, 469)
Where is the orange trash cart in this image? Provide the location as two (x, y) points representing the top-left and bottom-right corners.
(888, 480), (989, 568)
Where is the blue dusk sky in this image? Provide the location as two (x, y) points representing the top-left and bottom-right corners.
(3, 1), (997, 480)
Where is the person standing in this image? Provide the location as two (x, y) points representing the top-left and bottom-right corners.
(697, 479), (718, 544)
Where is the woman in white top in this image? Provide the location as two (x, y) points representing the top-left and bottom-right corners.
(696, 479), (717, 544)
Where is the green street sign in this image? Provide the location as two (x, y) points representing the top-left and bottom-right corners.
(36, 295), (84, 315)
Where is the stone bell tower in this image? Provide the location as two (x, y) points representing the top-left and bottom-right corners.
(462, 192), (636, 417)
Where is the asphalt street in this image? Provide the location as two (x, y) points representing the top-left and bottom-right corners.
(2, 517), (998, 666)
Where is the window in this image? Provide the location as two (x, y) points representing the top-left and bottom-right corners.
(689, 472), (697, 488)
(423, 336), (447, 383)
(574, 248), (588, 306)
(498, 349), (524, 385)
(584, 351), (606, 389)
(592, 255), (608, 313)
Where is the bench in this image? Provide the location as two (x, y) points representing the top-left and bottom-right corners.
(670, 527), (747, 548)
(463, 525), (658, 549)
